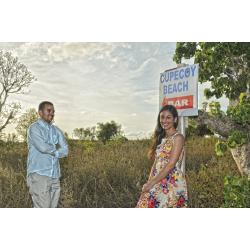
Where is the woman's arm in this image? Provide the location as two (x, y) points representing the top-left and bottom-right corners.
(147, 159), (156, 181)
(142, 134), (184, 193)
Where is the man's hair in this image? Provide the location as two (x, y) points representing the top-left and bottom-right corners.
(38, 101), (54, 111)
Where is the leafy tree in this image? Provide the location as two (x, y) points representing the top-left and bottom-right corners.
(73, 128), (84, 140)
(174, 42), (250, 176)
(84, 127), (96, 140)
(223, 176), (250, 207)
(186, 116), (213, 137)
(96, 121), (122, 144)
(16, 108), (38, 141)
(73, 126), (96, 140)
(0, 50), (36, 132)
(64, 132), (69, 140)
(6, 133), (18, 143)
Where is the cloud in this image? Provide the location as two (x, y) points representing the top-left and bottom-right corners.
(0, 42), (228, 138)
(0, 42), (176, 137)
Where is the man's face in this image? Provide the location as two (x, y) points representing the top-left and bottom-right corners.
(39, 104), (55, 123)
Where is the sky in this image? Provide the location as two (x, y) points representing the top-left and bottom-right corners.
(0, 42), (229, 139)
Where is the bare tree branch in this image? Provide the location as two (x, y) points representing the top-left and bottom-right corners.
(0, 50), (36, 133)
(0, 111), (14, 131)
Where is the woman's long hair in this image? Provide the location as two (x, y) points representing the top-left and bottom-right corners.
(148, 105), (179, 160)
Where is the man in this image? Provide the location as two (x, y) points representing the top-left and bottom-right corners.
(27, 101), (68, 208)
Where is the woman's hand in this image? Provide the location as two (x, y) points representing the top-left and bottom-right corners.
(142, 181), (154, 193)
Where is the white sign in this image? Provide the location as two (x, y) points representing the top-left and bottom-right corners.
(159, 64), (199, 116)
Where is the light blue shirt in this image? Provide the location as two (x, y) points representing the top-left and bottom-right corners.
(27, 118), (68, 178)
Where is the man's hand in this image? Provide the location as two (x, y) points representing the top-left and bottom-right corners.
(49, 152), (55, 157)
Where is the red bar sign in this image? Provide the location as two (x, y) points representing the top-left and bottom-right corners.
(161, 95), (193, 109)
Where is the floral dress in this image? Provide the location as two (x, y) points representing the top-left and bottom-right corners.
(136, 132), (188, 208)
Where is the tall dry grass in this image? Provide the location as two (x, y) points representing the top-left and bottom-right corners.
(0, 137), (239, 208)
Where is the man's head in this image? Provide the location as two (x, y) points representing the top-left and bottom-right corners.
(38, 101), (55, 123)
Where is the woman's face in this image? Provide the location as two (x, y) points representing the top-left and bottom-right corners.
(160, 110), (176, 130)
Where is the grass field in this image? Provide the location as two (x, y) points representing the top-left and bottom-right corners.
(0, 136), (240, 208)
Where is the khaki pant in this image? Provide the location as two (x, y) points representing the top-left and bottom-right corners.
(27, 173), (60, 208)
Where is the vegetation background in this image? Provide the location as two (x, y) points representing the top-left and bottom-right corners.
(0, 135), (241, 208)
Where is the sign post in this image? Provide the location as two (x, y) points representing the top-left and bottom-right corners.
(159, 63), (199, 174)
(179, 116), (186, 173)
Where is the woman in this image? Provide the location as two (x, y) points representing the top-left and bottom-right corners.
(136, 105), (188, 208)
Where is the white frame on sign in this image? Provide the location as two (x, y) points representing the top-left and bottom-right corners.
(159, 63), (199, 116)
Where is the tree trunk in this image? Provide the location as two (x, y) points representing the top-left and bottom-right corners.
(196, 110), (250, 176)
(230, 143), (250, 177)
(228, 98), (250, 176)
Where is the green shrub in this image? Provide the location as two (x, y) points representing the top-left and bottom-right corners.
(223, 176), (250, 208)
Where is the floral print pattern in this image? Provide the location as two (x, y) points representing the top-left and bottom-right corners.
(136, 133), (188, 208)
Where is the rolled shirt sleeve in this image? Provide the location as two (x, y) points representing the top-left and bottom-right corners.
(54, 128), (69, 159)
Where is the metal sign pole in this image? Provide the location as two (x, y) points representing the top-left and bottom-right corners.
(176, 64), (187, 176)
(179, 116), (186, 175)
